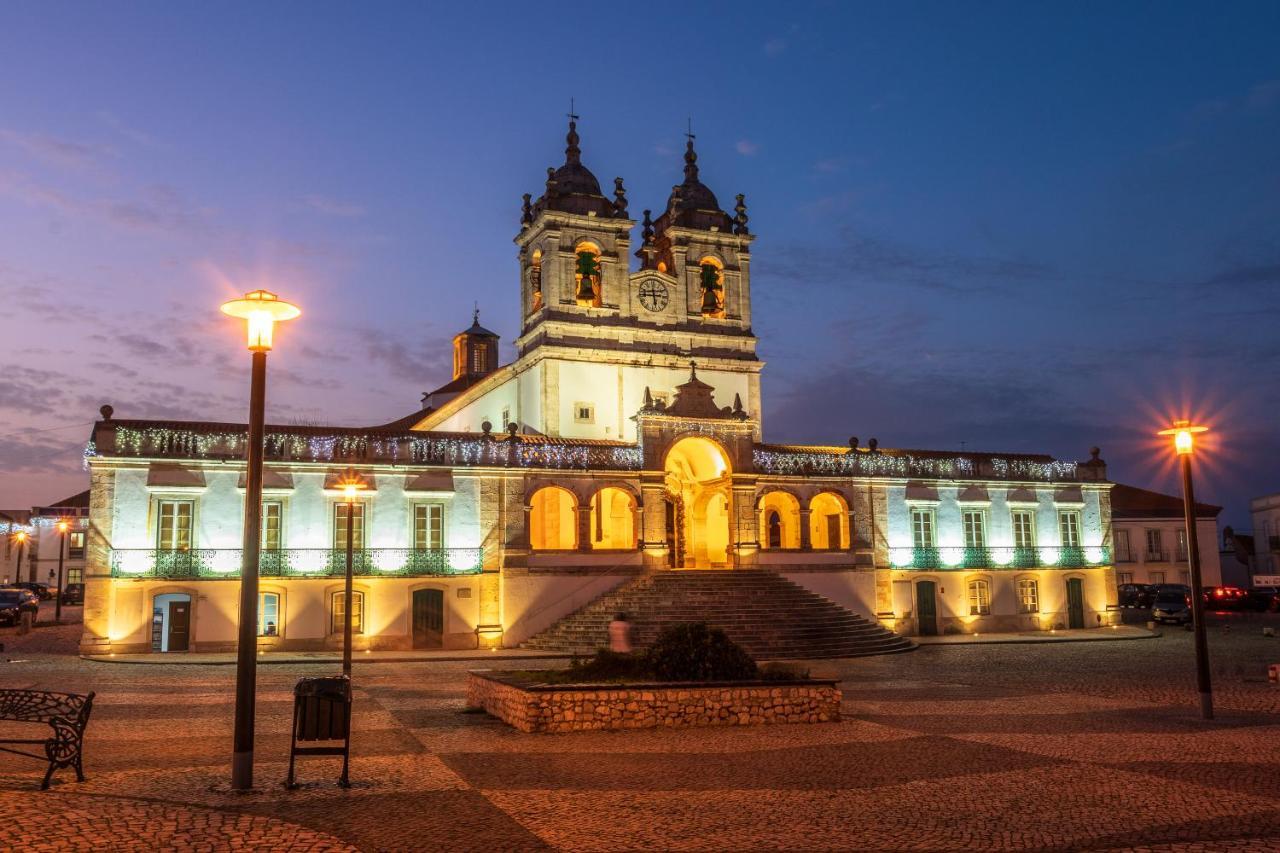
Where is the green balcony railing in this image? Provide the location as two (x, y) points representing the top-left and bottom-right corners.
(109, 548), (483, 579)
(892, 545), (1111, 570)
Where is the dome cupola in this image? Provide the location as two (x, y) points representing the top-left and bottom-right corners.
(525, 115), (628, 222)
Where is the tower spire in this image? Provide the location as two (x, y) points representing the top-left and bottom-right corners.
(565, 98), (581, 165)
(683, 119), (699, 182)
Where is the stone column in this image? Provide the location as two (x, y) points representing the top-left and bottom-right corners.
(731, 479), (759, 568)
(80, 465), (114, 655)
(798, 508), (813, 550)
(639, 476), (669, 570)
(576, 505), (593, 552)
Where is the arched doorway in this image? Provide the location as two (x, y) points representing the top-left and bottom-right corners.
(664, 436), (732, 568)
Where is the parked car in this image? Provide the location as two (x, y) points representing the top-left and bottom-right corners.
(1244, 587), (1279, 612)
(1202, 586), (1248, 611)
(0, 587), (40, 626)
(60, 583), (84, 605)
(13, 581), (54, 600)
(1151, 588), (1192, 624)
(1118, 583), (1154, 608)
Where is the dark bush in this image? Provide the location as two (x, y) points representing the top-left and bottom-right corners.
(645, 622), (757, 682)
(567, 648), (649, 681)
(758, 662), (810, 682)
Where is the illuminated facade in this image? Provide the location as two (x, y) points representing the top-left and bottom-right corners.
(79, 120), (1119, 655)
(2, 491), (89, 589)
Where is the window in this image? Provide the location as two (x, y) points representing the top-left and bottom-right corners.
(1118, 571), (1134, 585)
(574, 242), (603, 307)
(574, 403), (595, 424)
(1016, 578), (1039, 614)
(1115, 529), (1133, 562)
(968, 579), (992, 616)
(414, 504), (445, 550)
(1176, 529), (1188, 562)
(68, 530), (86, 559)
(1011, 510), (1036, 549)
(1145, 529), (1164, 561)
(962, 510), (986, 549)
(1058, 511), (1081, 548)
(157, 500), (194, 550)
(258, 592), (280, 636)
(333, 503), (366, 551)
(501, 407), (511, 431)
(1149, 571), (1165, 585)
(529, 486), (577, 550)
(471, 347), (488, 375)
(698, 255), (725, 316)
(910, 507), (935, 549)
(331, 591), (364, 634)
(262, 501), (283, 551)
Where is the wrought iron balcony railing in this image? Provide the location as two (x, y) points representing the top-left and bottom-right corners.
(109, 548), (483, 579)
(892, 545), (1111, 570)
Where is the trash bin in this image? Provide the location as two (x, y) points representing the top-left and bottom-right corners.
(287, 675), (351, 788)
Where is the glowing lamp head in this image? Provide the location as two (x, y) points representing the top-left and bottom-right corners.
(14, 531), (26, 543)
(336, 468), (368, 502)
(57, 520), (69, 534)
(1158, 420), (1208, 456)
(220, 289), (301, 352)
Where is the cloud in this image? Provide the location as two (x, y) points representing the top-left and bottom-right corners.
(763, 37), (787, 57)
(96, 111), (162, 149)
(814, 158), (848, 173)
(735, 139), (760, 157)
(0, 129), (109, 169)
(303, 194), (366, 218)
(0, 172), (210, 235)
(759, 229), (1051, 296)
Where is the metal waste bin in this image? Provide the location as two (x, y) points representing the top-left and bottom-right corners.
(286, 675), (351, 788)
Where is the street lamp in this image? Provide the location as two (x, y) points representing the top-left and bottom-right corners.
(54, 519), (69, 622)
(221, 288), (300, 791)
(336, 469), (368, 677)
(1157, 419), (1212, 720)
(11, 530), (28, 585)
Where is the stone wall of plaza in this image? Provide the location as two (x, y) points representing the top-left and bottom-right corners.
(79, 418), (1116, 653)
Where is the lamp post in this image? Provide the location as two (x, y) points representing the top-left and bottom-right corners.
(1157, 420), (1212, 720)
(221, 289), (301, 791)
(54, 519), (69, 622)
(12, 530), (28, 585)
(336, 469), (367, 677)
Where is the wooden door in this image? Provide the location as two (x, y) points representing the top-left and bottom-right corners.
(1066, 578), (1085, 629)
(167, 600), (190, 652)
(916, 581), (938, 636)
(412, 589), (444, 649)
(825, 514), (841, 549)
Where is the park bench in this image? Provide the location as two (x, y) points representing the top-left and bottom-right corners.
(0, 689), (95, 789)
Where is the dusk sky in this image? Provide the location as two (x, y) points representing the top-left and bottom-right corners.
(2, 2), (1277, 528)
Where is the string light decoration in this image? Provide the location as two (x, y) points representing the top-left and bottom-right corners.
(753, 448), (1078, 482)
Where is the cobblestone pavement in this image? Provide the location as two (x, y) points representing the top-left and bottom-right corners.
(2, 615), (1279, 851)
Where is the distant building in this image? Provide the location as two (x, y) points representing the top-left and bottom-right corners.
(1110, 484), (1221, 587)
(1250, 492), (1280, 577)
(0, 491), (89, 588)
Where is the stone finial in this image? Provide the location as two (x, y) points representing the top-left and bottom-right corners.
(613, 177), (628, 218)
(507, 421), (519, 438)
(545, 167), (557, 196)
(643, 386), (653, 408)
(670, 184), (683, 214)
(849, 436), (859, 451)
(683, 135), (699, 182)
(732, 393), (746, 420)
(565, 116), (581, 165)
(100, 404), (114, 421)
(641, 209), (654, 245)
(1090, 446), (1101, 461)
(734, 193), (749, 235)
(481, 420), (493, 439)
(521, 193), (533, 226)
(868, 437), (878, 452)
(689, 360), (698, 381)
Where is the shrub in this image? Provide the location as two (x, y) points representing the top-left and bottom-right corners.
(567, 648), (649, 681)
(758, 662), (810, 682)
(645, 622), (757, 682)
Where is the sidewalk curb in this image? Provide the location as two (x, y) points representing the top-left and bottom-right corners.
(915, 628), (1160, 646)
(81, 651), (576, 666)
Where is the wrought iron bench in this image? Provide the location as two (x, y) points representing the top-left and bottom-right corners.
(0, 689), (95, 789)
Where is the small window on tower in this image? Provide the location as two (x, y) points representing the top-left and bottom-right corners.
(529, 249), (543, 313)
(574, 403), (595, 424)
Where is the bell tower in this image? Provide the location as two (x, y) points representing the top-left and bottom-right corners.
(515, 113), (634, 334)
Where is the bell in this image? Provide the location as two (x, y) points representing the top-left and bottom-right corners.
(700, 287), (720, 314)
(575, 251), (599, 303)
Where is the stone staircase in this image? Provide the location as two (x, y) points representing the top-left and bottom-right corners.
(521, 570), (915, 660)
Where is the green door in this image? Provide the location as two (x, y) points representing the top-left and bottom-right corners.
(412, 589), (444, 649)
(916, 581), (938, 636)
(1066, 578), (1085, 629)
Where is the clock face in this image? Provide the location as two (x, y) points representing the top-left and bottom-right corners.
(638, 279), (669, 312)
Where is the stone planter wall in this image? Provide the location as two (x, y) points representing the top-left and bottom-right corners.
(466, 671), (841, 733)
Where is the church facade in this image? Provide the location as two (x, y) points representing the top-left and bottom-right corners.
(79, 120), (1118, 656)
